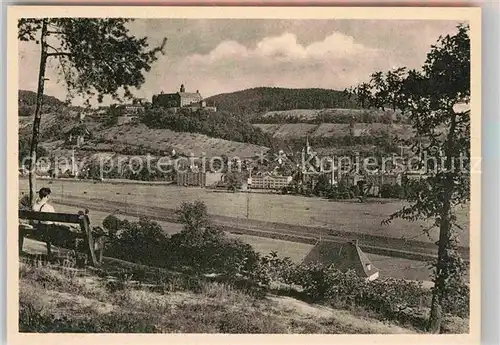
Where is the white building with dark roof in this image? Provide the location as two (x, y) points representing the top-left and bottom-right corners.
(152, 84), (208, 109)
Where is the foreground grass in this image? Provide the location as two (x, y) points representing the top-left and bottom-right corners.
(19, 261), (419, 334)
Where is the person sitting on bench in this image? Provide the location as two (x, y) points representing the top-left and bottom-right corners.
(32, 187), (55, 215)
(31, 187), (56, 257)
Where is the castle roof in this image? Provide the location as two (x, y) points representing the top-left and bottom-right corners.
(178, 92), (202, 98)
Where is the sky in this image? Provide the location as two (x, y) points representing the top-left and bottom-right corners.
(18, 19), (463, 106)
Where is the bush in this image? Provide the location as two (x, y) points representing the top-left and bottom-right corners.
(313, 174), (332, 196)
(141, 107), (273, 146)
(104, 216), (170, 267)
(327, 180), (355, 200)
(102, 214), (122, 235)
(102, 202), (266, 292)
(380, 183), (404, 198)
(226, 172), (243, 191)
(256, 257), (467, 329)
(99, 202), (468, 330)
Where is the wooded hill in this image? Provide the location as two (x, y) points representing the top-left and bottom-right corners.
(18, 88), (411, 159)
(18, 90), (71, 117)
(19, 90), (65, 107)
(205, 87), (360, 115)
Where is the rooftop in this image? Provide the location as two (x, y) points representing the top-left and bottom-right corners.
(302, 240), (379, 279)
(178, 92), (202, 98)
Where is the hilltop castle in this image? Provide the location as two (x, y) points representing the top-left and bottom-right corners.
(152, 84), (216, 111)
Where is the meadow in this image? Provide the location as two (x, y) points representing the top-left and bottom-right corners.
(19, 179), (470, 247)
(19, 178), (471, 283)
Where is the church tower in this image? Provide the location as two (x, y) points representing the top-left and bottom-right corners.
(305, 135), (312, 155)
(180, 84), (185, 93)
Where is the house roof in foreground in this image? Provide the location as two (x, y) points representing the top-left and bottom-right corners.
(302, 240), (379, 278)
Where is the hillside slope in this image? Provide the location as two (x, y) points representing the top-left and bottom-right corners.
(254, 123), (415, 139)
(19, 254), (417, 334)
(89, 123), (269, 157)
(205, 87), (359, 114)
(259, 108), (400, 121)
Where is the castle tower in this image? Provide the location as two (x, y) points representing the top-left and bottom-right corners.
(180, 84), (185, 93)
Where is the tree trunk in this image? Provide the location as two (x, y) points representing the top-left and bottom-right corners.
(428, 204), (451, 333)
(28, 19), (48, 206)
(427, 112), (458, 333)
(428, 293), (443, 333)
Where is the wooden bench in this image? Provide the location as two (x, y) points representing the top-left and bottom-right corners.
(18, 210), (105, 267)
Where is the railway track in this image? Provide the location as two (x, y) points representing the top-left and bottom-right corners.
(52, 196), (469, 263)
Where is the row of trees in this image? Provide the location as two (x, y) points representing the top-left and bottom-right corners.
(18, 90), (66, 117)
(278, 133), (401, 154)
(140, 105), (403, 154)
(141, 107), (274, 147)
(251, 110), (402, 124)
(83, 160), (175, 182)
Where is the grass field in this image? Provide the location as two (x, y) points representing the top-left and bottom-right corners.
(20, 179), (470, 247)
(271, 124), (318, 138)
(19, 178), (470, 283)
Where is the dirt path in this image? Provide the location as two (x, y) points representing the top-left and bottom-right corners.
(266, 295), (417, 334)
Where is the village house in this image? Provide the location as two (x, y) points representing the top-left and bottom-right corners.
(123, 103), (145, 116)
(405, 171), (429, 181)
(114, 99), (147, 125)
(63, 123), (92, 148)
(176, 171), (224, 188)
(248, 173), (293, 190)
(116, 115), (137, 126)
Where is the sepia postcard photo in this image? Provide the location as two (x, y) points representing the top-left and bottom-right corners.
(6, 5), (481, 345)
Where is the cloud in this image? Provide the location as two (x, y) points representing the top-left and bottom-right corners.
(186, 31), (377, 64)
(203, 40), (250, 61)
(18, 20), (462, 105)
(175, 31), (386, 96)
